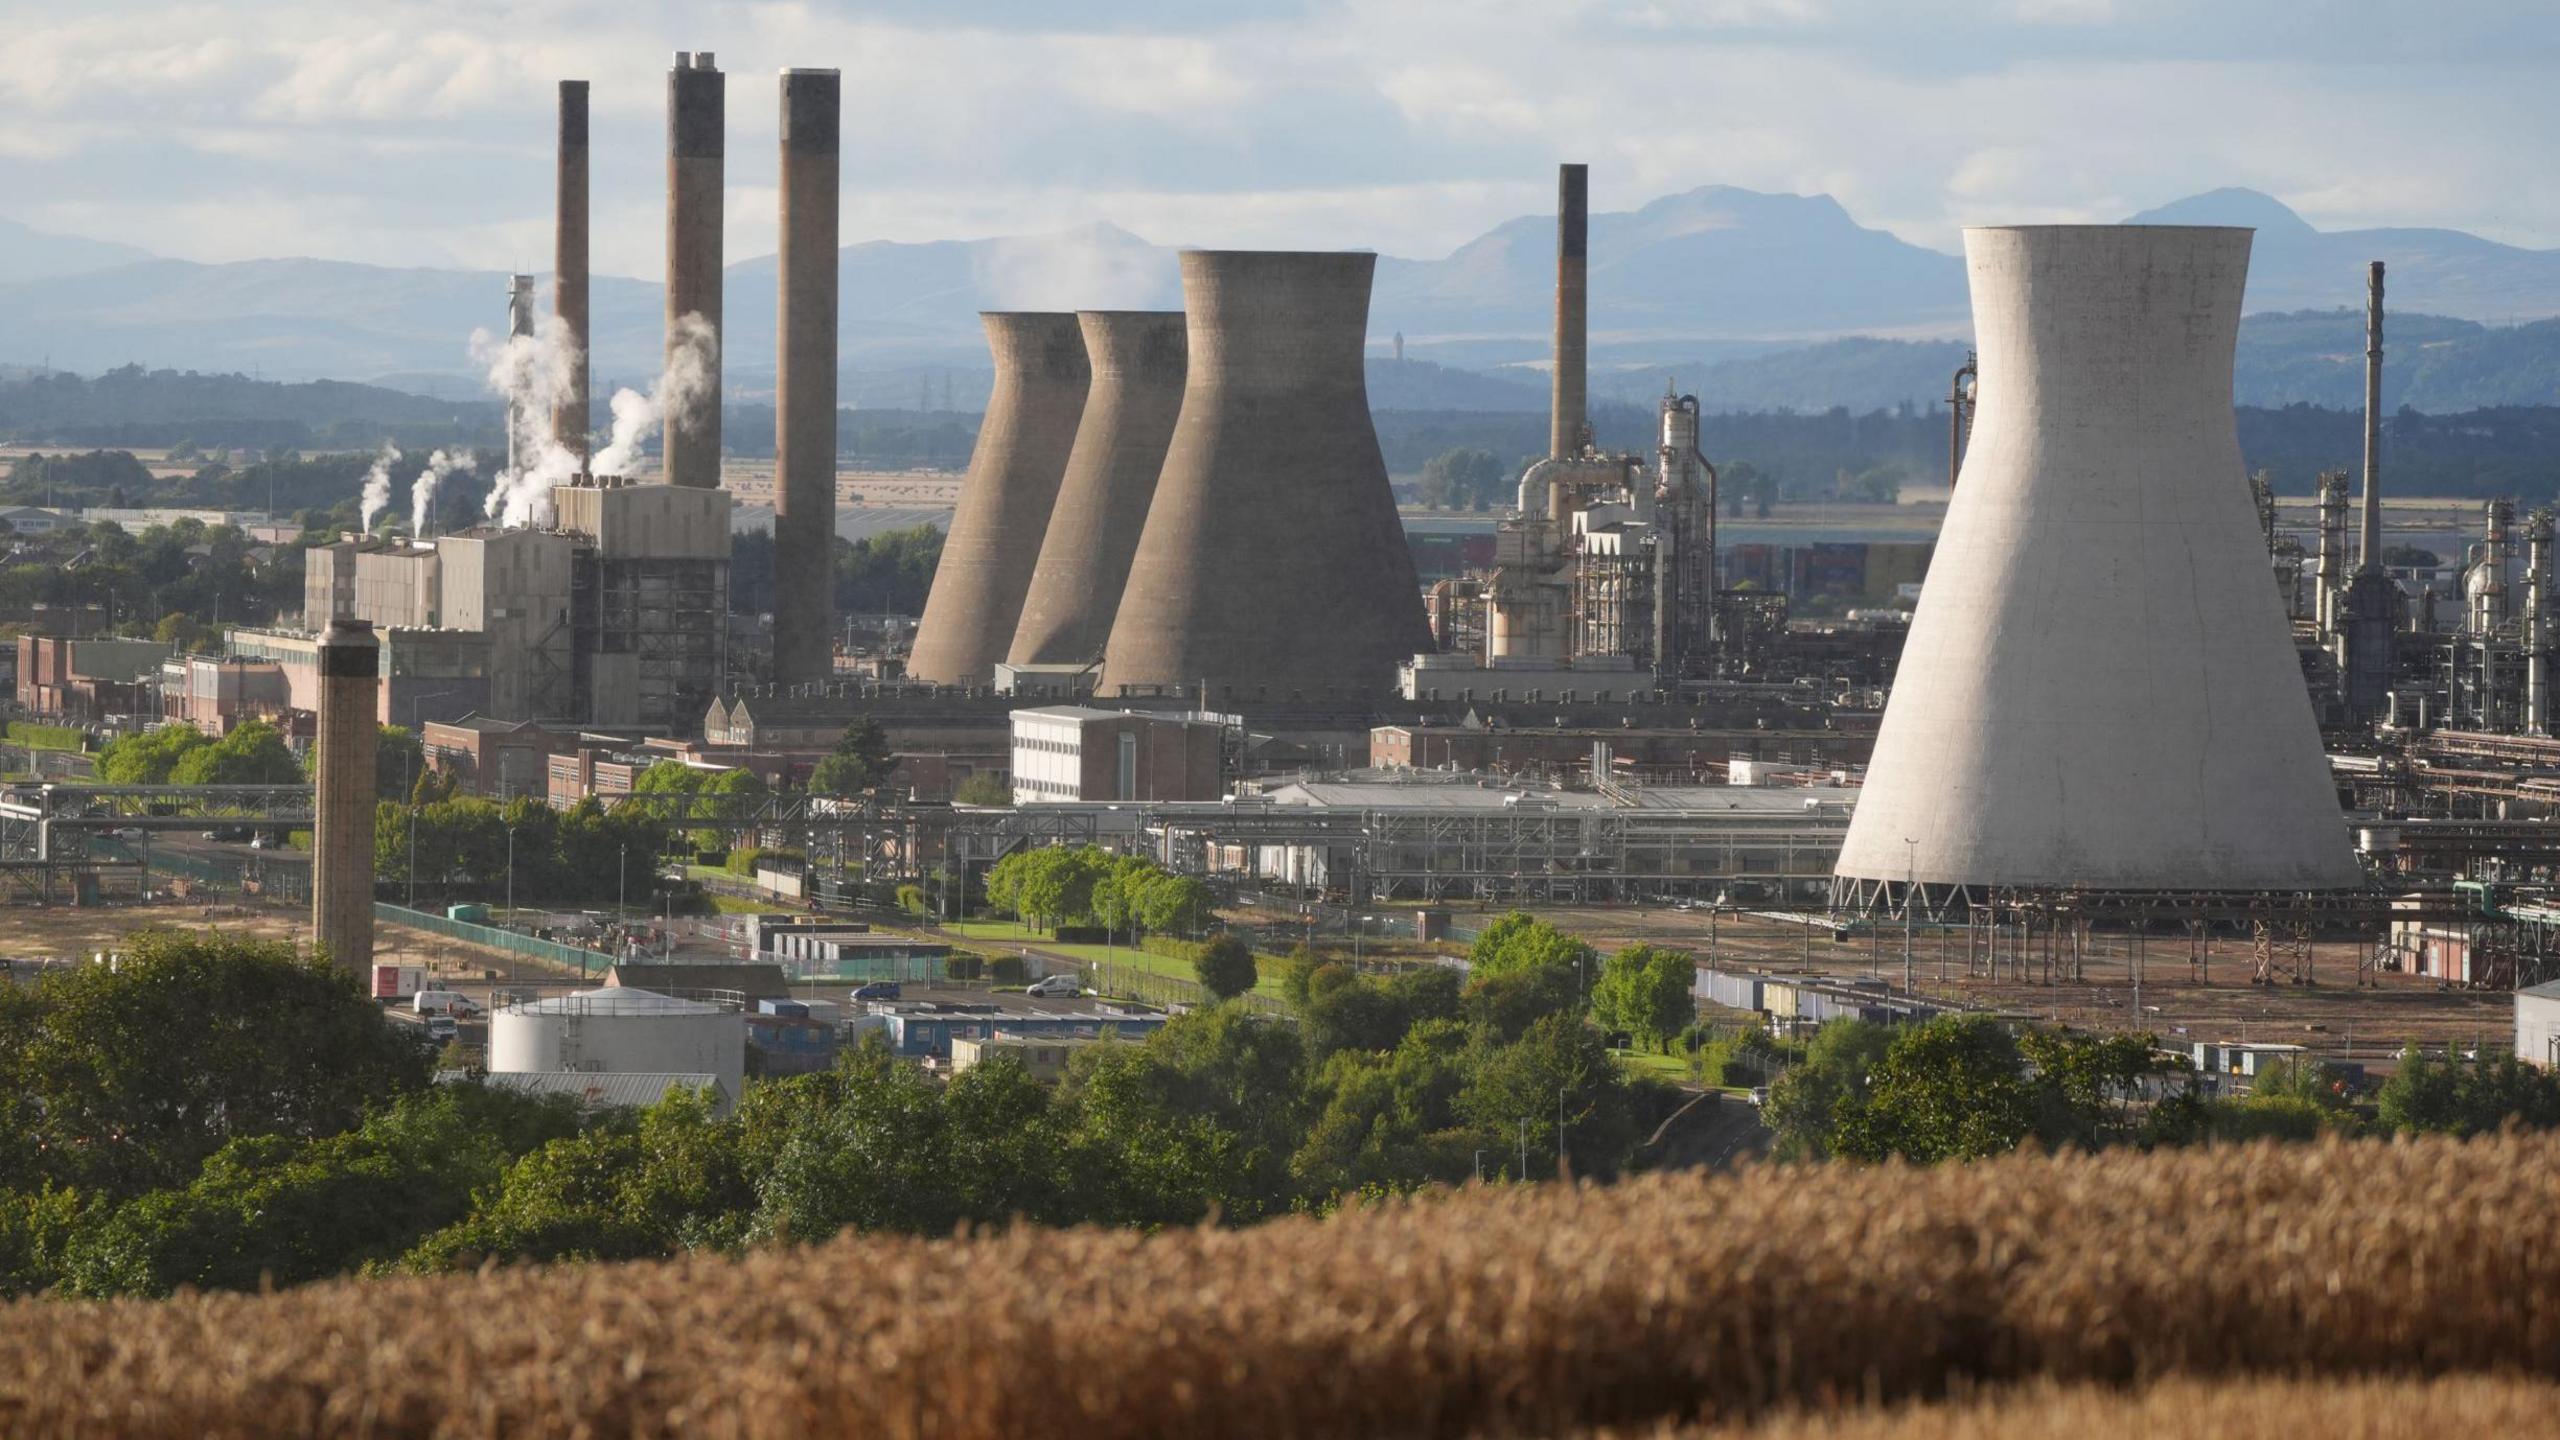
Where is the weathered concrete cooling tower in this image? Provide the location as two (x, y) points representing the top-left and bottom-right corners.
(1834, 226), (2361, 903)
(771, 68), (840, 687)
(1008, 311), (1187, 667)
(311, 619), (379, 972)
(554, 79), (589, 462)
(1099, 251), (1432, 700)
(665, 51), (723, 489)
(907, 313), (1091, 686)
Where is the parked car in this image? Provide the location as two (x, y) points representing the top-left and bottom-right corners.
(851, 982), (902, 1001)
(423, 1015), (458, 1043)
(1748, 1086), (1771, 1108)
(1024, 973), (1084, 998)
(112, 826), (146, 844)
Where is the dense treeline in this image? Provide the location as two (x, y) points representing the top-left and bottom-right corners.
(0, 366), (490, 452)
(0, 514), (307, 636)
(0, 916), (1671, 1299)
(729, 523), (945, 618)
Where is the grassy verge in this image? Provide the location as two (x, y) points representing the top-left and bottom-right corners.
(945, 919), (1293, 999)
(1612, 1047), (1705, 1085)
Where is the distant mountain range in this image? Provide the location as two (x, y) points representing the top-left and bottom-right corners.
(3, 186), (2558, 411)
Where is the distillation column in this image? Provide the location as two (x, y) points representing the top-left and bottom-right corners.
(2527, 509), (2554, 736)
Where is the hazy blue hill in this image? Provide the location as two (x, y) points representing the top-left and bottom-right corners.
(0, 217), (153, 284)
(2126, 188), (2560, 320)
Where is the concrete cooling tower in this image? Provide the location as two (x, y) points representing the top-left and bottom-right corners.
(1833, 226), (2361, 903)
(908, 312), (1091, 686)
(1008, 311), (1187, 668)
(1099, 251), (1431, 701)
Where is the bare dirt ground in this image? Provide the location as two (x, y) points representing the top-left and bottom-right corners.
(1537, 904), (2511, 1063)
(0, 897), (588, 992)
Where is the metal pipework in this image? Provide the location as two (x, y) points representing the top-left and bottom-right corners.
(2527, 508), (2554, 736)
(1947, 351), (1977, 488)
(665, 50), (724, 488)
(2358, 260), (2385, 572)
(554, 79), (590, 462)
(1550, 163), (1588, 460)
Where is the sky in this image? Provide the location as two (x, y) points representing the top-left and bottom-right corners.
(4, 0), (2557, 279)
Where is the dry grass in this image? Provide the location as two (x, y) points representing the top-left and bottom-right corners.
(3, 1134), (2557, 1438)
(1616, 1375), (2560, 1438)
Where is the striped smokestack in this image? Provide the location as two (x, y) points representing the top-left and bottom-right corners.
(554, 79), (590, 463)
(666, 51), (724, 487)
(1550, 163), (1588, 459)
(773, 68), (840, 686)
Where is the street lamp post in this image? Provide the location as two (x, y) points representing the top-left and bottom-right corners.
(1901, 836), (1918, 994)
(504, 822), (517, 928)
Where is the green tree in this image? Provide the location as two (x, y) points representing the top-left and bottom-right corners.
(2018, 1029), (2179, 1149)
(1456, 1012), (1638, 1181)
(97, 723), (209, 784)
(1292, 1018), (1476, 1197)
(1134, 871), (1215, 936)
(1830, 1016), (2039, 1164)
(167, 720), (300, 786)
(809, 718), (893, 795)
(1192, 936), (1259, 1001)
(2377, 1048), (2560, 1137)
(952, 771), (1011, 806)
(1761, 1019), (1894, 1161)
(1591, 944), (1695, 1052)
(1467, 912), (1598, 994)
(1068, 1005), (1308, 1226)
(0, 932), (427, 1201)
(1302, 966), (1462, 1059)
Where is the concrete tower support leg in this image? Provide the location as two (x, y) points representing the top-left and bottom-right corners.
(773, 68), (841, 686)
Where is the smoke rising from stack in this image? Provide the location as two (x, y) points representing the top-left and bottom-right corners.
(470, 317), (582, 528)
(409, 449), (472, 537)
(357, 442), (399, 533)
(592, 314), (718, 478)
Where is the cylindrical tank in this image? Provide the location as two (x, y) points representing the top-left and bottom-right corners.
(553, 79), (590, 463)
(664, 51), (724, 489)
(311, 619), (379, 972)
(1099, 251), (1433, 701)
(1008, 310), (1187, 667)
(909, 312), (1090, 686)
(1834, 226), (2361, 898)
(773, 67), (840, 686)
(1550, 164), (1588, 459)
(489, 987), (744, 1106)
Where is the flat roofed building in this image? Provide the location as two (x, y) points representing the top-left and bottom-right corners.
(1011, 705), (1224, 805)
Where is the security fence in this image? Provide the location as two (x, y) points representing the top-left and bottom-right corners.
(373, 903), (618, 976)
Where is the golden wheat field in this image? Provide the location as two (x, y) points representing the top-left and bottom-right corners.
(2, 1135), (2555, 1438)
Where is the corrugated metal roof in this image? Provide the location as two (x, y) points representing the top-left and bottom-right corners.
(482, 1071), (727, 1111)
(510, 986), (727, 1016)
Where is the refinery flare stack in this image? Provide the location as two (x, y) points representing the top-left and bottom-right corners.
(1832, 225), (2364, 907)
(908, 312), (1093, 687)
(1100, 251), (1432, 701)
(1008, 310), (1188, 669)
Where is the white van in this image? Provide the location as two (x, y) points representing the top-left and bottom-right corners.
(414, 990), (480, 1018)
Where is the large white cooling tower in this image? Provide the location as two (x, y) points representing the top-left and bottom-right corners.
(1834, 225), (2361, 898)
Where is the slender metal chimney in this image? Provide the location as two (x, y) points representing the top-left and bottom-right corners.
(554, 80), (590, 463)
(1550, 163), (1588, 460)
(2314, 470), (2348, 638)
(773, 68), (840, 687)
(311, 619), (379, 973)
(2358, 260), (2385, 572)
(666, 51), (724, 488)
(1947, 351), (1977, 488)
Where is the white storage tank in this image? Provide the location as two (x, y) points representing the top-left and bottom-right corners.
(488, 987), (745, 1103)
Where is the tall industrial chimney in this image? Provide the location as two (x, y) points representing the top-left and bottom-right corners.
(909, 314), (1090, 686)
(1009, 310), (1187, 668)
(1550, 163), (1588, 460)
(311, 619), (380, 972)
(665, 51), (724, 488)
(1100, 251), (1433, 701)
(772, 68), (840, 687)
(505, 274), (535, 477)
(554, 79), (590, 463)
(1833, 226), (2360, 903)
(2358, 260), (2385, 572)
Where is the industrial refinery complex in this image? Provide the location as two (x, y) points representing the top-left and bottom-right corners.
(4, 46), (2559, 1083)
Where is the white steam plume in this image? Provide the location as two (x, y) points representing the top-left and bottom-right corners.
(592, 312), (718, 477)
(358, 442), (400, 533)
(410, 448), (473, 536)
(470, 316), (584, 529)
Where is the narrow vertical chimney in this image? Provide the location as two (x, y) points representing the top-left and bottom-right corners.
(666, 51), (725, 488)
(505, 274), (535, 477)
(1550, 163), (1588, 460)
(312, 620), (380, 973)
(554, 79), (590, 465)
(774, 68), (840, 686)
(2358, 260), (2385, 572)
